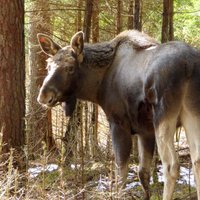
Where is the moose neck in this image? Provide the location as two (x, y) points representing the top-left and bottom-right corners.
(74, 31), (158, 104)
(75, 42), (116, 103)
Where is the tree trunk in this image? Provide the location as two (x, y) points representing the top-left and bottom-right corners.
(127, 0), (134, 29)
(83, 0), (93, 42)
(76, 0), (83, 31)
(168, 0), (174, 41)
(134, 0), (142, 31)
(116, 0), (122, 34)
(92, 0), (99, 43)
(162, 0), (169, 43)
(162, 0), (174, 43)
(0, 0), (25, 158)
(27, 0), (54, 154)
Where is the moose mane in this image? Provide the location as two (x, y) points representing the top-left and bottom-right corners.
(83, 30), (159, 69)
(114, 30), (159, 49)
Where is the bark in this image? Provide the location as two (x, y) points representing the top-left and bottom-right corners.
(27, 0), (54, 154)
(92, 0), (99, 43)
(162, 0), (169, 43)
(134, 0), (142, 31)
(76, 0), (83, 31)
(0, 1), (25, 156)
(83, 0), (93, 42)
(64, 103), (81, 164)
(116, 0), (122, 34)
(162, 0), (174, 43)
(127, 0), (134, 29)
(168, 0), (174, 41)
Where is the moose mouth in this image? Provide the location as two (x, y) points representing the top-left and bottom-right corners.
(45, 98), (60, 108)
(38, 94), (60, 108)
(38, 92), (77, 116)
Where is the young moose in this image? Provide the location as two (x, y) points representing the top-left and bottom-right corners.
(37, 30), (200, 200)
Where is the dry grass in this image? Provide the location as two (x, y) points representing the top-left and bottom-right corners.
(0, 139), (197, 199)
(0, 106), (198, 200)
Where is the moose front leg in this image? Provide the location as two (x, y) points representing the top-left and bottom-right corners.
(110, 122), (132, 186)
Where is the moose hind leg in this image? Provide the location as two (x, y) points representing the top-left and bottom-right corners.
(181, 111), (200, 200)
(138, 134), (155, 200)
(110, 123), (132, 185)
(155, 118), (179, 200)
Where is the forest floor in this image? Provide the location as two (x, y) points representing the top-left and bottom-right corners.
(23, 152), (197, 200)
(0, 128), (198, 199)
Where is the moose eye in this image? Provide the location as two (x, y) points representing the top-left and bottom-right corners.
(66, 57), (75, 64)
(68, 66), (74, 74)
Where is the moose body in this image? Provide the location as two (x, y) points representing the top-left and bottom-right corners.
(37, 30), (200, 200)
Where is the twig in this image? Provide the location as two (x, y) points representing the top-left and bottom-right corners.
(174, 10), (200, 14)
(25, 8), (85, 13)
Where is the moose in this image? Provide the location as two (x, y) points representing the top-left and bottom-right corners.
(37, 30), (200, 200)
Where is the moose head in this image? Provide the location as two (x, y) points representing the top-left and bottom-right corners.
(37, 32), (84, 116)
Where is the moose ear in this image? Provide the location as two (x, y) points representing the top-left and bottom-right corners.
(37, 33), (61, 57)
(70, 31), (84, 62)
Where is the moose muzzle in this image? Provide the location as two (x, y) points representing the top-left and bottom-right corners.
(37, 87), (57, 107)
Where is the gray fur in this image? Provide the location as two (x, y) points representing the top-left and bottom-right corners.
(37, 30), (200, 200)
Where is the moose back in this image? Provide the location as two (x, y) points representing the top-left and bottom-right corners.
(37, 30), (200, 200)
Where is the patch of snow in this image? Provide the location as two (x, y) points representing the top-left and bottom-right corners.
(179, 166), (195, 186)
(96, 164), (195, 191)
(150, 165), (195, 187)
(28, 164), (58, 178)
(97, 175), (109, 191)
(70, 164), (81, 170)
(125, 182), (140, 191)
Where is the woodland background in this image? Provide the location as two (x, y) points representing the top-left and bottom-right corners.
(0, 0), (200, 199)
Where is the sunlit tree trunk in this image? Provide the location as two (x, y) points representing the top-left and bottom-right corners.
(27, 0), (54, 155)
(0, 0), (25, 159)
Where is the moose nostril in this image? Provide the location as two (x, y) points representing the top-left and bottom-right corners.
(37, 93), (54, 105)
(48, 96), (54, 104)
(37, 87), (57, 106)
